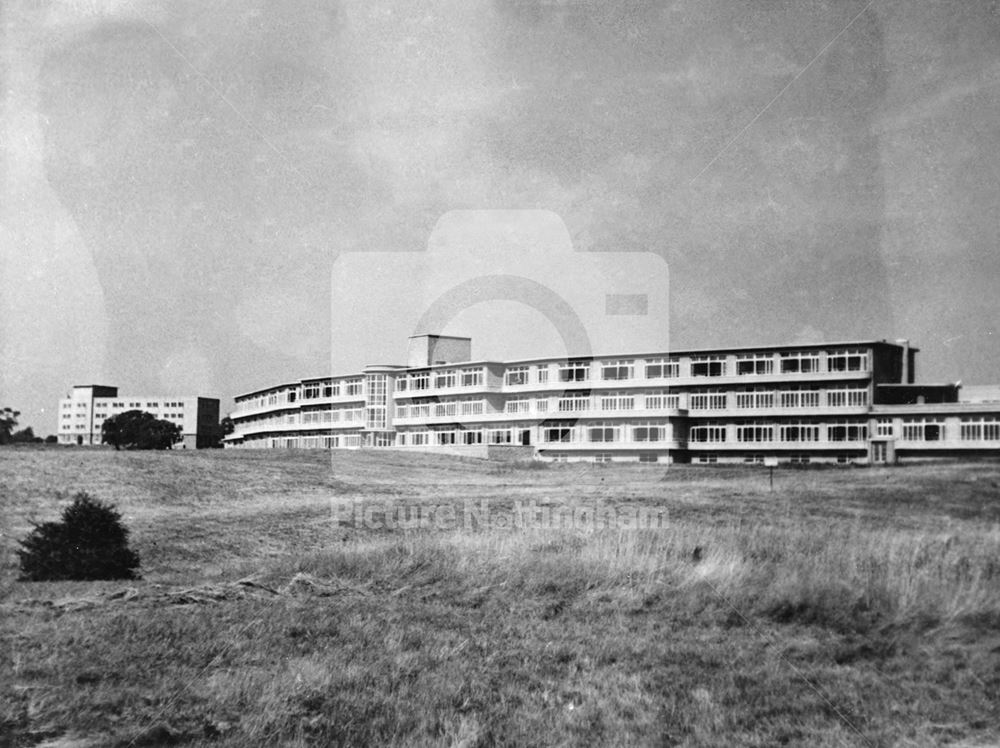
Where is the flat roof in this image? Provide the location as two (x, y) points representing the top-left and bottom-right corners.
(407, 338), (916, 370)
(231, 339), (916, 399)
(876, 383), (957, 388)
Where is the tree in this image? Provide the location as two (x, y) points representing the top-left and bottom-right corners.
(0, 407), (20, 444)
(44, 435), (58, 444)
(11, 427), (35, 443)
(101, 410), (182, 450)
(203, 415), (235, 448)
(17, 492), (140, 581)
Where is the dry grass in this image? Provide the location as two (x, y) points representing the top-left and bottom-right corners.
(1, 446), (999, 746)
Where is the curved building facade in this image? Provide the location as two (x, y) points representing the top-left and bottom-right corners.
(224, 335), (1000, 464)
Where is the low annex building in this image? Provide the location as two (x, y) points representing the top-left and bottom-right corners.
(223, 335), (1000, 464)
(58, 385), (220, 449)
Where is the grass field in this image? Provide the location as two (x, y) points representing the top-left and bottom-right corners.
(2, 447), (999, 747)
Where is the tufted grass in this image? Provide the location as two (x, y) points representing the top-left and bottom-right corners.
(1, 447), (998, 746)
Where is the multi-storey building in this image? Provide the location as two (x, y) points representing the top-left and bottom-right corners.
(224, 335), (1000, 464)
(58, 385), (220, 449)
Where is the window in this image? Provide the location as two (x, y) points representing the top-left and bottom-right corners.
(960, 417), (1000, 441)
(559, 360), (590, 382)
(644, 392), (679, 410)
(779, 390), (821, 408)
(601, 360), (633, 381)
(505, 399), (531, 414)
(600, 393), (634, 411)
(435, 370), (457, 389)
(411, 372), (429, 391)
(557, 395), (590, 412)
(876, 418), (894, 437)
(696, 454), (718, 464)
(778, 423), (820, 442)
(827, 388), (868, 407)
(536, 366), (550, 384)
(461, 368), (483, 387)
(633, 423), (667, 442)
(433, 402), (458, 418)
(689, 424), (726, 443)
(736, 423), (774, 442)
(437, 431), (457, 445)
(303, 384), (322, 399)
(505, 366), (530, 386)
(544, 427), (574, 443)
(828, 421), (868, 442)
(463, 430), (484, 445)
(396, 378), (408, 392)
(735, 390), (774, 409)
(638, 453), (659, 463)
(594, 454), (612, 464)
(588, 423), (618, 443)
(736, 353), (774, 376)
(827, 349), (868, 372)
(488, 429), (513, 444)
(460, 400), (485, 416)
(323, 385), (333, 397)
(689, 392), (727, 410)
(645, 358), (678, 379)
(690, 356), (726, 377)
(345, 380), (363, 396)
(902, 418), (943, 441)
(408, 403), (431, 419)
(780, 352), (821, 374)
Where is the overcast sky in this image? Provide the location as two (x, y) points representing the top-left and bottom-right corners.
(2, 0), (999, 435)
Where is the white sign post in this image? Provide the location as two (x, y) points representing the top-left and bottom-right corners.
(763, 456), (779, 490)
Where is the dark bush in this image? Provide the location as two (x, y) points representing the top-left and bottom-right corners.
(102, 410), (181, 450)
(17, 493), (141, 581)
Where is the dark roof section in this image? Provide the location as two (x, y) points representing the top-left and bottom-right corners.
(232, 339), (915, 399)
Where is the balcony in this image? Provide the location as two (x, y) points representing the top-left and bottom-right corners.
(234, 417), (364, 437)
(686, 438), (868, 451)
(538, 438), (682, 451)
(393, 381), (500, 400)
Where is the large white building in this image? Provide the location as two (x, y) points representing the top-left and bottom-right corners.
(223, 334), (1000, 464)
(58, 385), (220, 449)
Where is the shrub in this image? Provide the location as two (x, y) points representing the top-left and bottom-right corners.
(17, 493), (141, 581)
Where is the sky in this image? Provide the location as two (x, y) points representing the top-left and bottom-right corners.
(2, 0), (999, 436)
